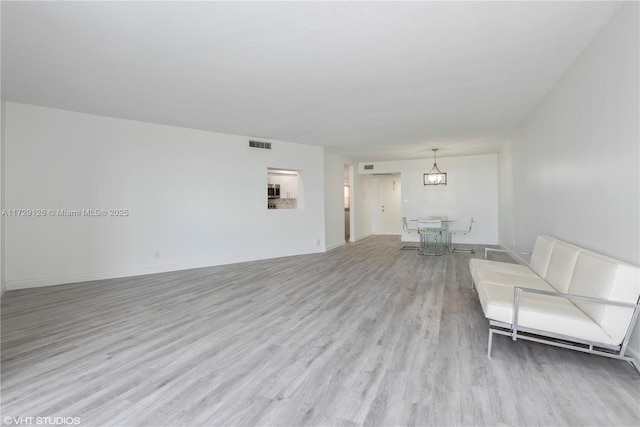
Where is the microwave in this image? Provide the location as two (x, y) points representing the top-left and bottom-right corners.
(268, 184), (280, 199)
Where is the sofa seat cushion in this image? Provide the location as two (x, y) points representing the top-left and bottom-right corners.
(469, 259), (538, 285)
(477, 282), (618, 346)
(474, 270), (553, 291)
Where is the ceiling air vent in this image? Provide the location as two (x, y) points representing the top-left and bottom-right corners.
(249, 140), (272, 150)
(364, 164), (374, 170)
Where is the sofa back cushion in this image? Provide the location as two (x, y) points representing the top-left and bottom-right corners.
(569, 252), (640, 344)
(529, 235), (556, 277)
(544, 241), (581, 293)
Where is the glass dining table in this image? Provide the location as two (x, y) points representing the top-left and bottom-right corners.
(416, 217), (455, 255)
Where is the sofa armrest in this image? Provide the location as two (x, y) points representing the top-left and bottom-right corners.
(484, 247), (531, 260)
(511, 286), (640, 342)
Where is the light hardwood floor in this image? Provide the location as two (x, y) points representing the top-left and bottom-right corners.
(2, 236), (639, 426)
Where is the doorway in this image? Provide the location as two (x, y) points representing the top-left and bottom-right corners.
(344, 165), (351, 242)
(374, 175), (402, 235)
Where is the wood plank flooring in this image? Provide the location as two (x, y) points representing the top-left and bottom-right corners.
(2, 236), (639, 426)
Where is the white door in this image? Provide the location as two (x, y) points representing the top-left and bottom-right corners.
(380, 178), (401, 234)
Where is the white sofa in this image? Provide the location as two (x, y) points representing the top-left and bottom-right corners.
(469, 235), (640, 371)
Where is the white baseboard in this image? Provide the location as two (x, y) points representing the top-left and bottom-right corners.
(5, 246), (325, 290)
(401, 235), (499, 245)
(498, 244), (530, 265)
(351, 232), (372, 242)
(325, 241), (346, 251)
(481, 243), (530, 265)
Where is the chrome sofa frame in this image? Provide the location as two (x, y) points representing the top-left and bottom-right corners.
(477, 248), (640, 372)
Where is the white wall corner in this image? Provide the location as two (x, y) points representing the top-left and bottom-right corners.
(0, 97), (5, 298)
(323, 149), (347, 250)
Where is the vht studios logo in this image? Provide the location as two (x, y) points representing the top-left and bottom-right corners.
(3, 416), (81, 425)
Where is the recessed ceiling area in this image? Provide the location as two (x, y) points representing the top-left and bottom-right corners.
(1, 1), (622, 161)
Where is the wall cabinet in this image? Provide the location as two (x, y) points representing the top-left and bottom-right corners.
(268, 175), (280, 186)
(280, 175), (298, 199)
(268, 173), (297, 199)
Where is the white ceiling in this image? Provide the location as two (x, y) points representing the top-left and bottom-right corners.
(1, 1), (621, 161)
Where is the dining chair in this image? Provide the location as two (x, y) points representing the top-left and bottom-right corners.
(449, 217), (475, 253)
(400, 217), (420, 251)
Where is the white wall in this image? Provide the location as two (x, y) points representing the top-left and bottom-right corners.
(4, 102), (327, 289)
(324, 150), (347, 250)
(503, 2), (638, 262)
(1, 2), (4, 296)
(359, 154), (499, 244)
(498, 141), (515, 249)
(0, 98), (4, 297)
(500, 2), (640, 354)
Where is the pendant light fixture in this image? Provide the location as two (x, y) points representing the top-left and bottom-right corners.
(423, 148), (447, 185)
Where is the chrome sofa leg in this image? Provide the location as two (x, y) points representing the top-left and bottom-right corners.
(488, 329), (494, 357)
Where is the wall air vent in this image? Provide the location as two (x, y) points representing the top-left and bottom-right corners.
(249, 140), (272, 150)
(364, 164), (374, 170)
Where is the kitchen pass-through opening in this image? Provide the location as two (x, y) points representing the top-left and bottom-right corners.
(267, 168), (303, 210)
